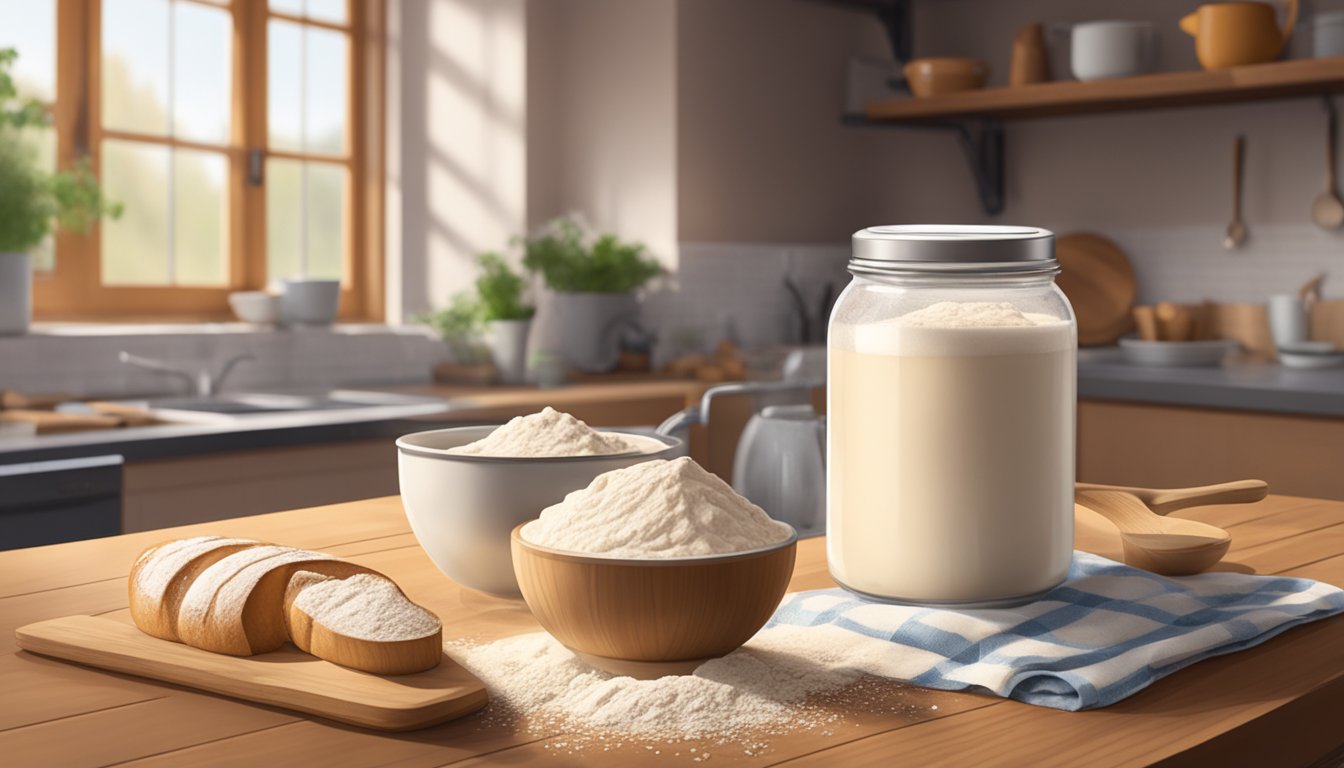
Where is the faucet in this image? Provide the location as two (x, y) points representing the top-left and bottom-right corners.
(118, 352), (255, 397)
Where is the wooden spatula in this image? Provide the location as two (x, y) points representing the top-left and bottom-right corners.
(1075, 480), (1267, 516)
(1075, 490), (1232, 576)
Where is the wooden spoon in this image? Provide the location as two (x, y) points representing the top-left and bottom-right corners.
(1224, 135), (1247, 251)
(1075, 490), (1232, 576)
(1313, 100), (1344, 230)
(1074, 479), (1267, 516)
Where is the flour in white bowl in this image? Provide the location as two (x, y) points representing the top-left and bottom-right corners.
(521, 456), (791, 557)
(446, 407), (657, 458)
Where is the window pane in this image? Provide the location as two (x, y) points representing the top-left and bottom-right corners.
(266, 158), (302, 280)
(269, 0), (303, 16)
(0, 0), (56, 102)
(173, 2), (232, 145)
(306, 162), (345, 280)
(174, 149), (228, 286)
(102, 0), (171, 137)
(306, 0), (346, 25)
(267, 20), (302, 152)
(305, 27), (347, 155)
(267, 20), (347, 155)
(270, 0), (345, 25)
(102, 140), (170, 285)
(266, 159), (346, 282)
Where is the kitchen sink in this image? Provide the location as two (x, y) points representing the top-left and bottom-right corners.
(117, 389), (455, 424)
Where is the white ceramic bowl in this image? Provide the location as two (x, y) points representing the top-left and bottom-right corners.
(1119, 338), (1235, 367)
(280, 278), (341, 326)
(228, 291), (280, 324)
(397, 425), (683, 596)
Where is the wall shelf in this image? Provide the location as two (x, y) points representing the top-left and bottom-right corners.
(864, 57), (1344, 123)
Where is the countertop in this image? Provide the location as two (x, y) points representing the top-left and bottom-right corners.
(3, 495), (1342, 766)
(1079, 348), (1344, 418)
(0, 380), (707, 465)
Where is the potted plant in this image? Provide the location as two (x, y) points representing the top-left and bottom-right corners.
(522, 215), (662, 373)
(474, 252), (534, 384)
(0, 49), (119, 334)
(420, 253), (534, 384)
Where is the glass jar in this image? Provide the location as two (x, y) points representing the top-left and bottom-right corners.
(827, 225), (1076, 607)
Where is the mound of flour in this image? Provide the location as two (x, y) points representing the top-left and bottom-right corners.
(522, 457), (790, 557)
(447, 407), (653, 458)
(900, 301), (1060, 328)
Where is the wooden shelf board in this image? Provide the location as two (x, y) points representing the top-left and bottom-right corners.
(865, 57), (1344, 122)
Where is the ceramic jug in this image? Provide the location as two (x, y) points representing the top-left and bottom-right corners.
(732, 404), (825, 533)
(1180, 0), (1299, 70)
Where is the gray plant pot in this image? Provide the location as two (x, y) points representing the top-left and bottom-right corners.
(530, 291), (639, 373)
(487, 318), (532, 384)
(0, 252), (31, 335)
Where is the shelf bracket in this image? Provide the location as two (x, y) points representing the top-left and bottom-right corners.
(952, 119), (1005, 216)
(842, 115), (1007, 216)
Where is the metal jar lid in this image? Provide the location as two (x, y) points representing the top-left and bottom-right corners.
(851, 225), (1056, 275)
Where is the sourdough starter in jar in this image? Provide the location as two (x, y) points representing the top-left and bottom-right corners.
(827, 226), (1076, 606)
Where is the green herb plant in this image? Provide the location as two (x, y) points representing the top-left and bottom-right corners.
(521, 215), (662, 293)
(0, 49), (120, 253)
(419, 253), (533, 363)
(475, 252), (534, 322)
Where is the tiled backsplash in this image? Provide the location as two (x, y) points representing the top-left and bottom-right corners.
(648, 224), (1344, 360)
(2, 224), (1332, 396)
(0, 324), (448, 398)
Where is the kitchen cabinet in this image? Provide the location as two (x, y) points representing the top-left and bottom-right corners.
(3, 494), (1342, 764)
(1078, 399), (1344, 500)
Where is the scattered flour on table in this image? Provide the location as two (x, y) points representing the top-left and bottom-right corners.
(289, 571), (440, 642)
(446, 407), (656, 458)
(447, 624), (927, 755)
(899, 301), (1062, 328)
(521, 457), (791, 557)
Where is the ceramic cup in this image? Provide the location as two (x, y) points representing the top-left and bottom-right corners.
(1071, 20), (1157, 81)
(1267, 294), (1309, 348)
(1314, 11), (1344, 58)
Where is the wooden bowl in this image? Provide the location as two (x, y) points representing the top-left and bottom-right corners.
(903, 57), (989, 98)
(510, 522), (797, 663)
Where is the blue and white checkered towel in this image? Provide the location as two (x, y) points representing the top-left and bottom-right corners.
(767, 551), (1344, 710)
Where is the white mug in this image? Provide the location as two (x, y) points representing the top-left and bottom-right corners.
(1071, 20), (1157, 81)
(1267, 294), (1309, 348)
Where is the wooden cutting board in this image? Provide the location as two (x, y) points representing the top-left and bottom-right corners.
(15, 615), (489, 731)
(1055, 232), (1137, 347)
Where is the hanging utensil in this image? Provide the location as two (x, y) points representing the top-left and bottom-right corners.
(1312, 98), (1344, 230)
(1224, 134), (1247, 251)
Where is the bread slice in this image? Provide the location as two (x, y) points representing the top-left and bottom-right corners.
(284, 571), (442, 675)
(128, 536), (261, 641)
(175, 546), (374, 656)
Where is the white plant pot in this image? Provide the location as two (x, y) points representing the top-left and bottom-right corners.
(487, 318), (532, 384)
(0, 252), (32, 336)
(529, 291), (639, 373)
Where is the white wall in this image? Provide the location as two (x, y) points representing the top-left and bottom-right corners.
(526, 0), (679, 266)
(386, 0), (528, 323)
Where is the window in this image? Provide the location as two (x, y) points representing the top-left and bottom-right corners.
(1, 0), (384, 321)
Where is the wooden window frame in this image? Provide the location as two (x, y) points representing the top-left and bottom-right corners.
(32, 0), (384, 322)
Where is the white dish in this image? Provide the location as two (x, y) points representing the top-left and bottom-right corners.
(227, 291), (280, 324)
(396, 425), (682, 596)
(1278, 348), (1344, 369)
(1278, 340), (1336, 354)
(1118, 338), (1236, 367)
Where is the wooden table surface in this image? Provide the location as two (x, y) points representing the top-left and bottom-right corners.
(3, 494), (1343, 767)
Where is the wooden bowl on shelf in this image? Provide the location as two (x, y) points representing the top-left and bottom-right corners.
(510, 522), (797, 665)
(903, 57), (989, 98)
